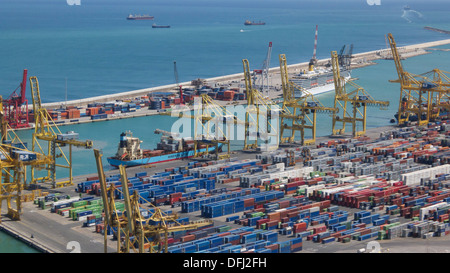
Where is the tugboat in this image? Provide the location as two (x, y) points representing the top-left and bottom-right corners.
(107, 130), (221, 167)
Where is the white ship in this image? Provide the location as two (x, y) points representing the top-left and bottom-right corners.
(290, 25), (352, 98)
(290, 66), (351, 98)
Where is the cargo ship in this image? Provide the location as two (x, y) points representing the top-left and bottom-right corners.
(244, 20), (265, 25)
(107, 130), (222, 167)
(152, 24), (170, 28)
(127, 14), (154, 20)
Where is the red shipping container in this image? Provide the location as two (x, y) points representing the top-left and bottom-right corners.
(265, 244), (278, 251)
(266, 220), (279, 227)
(267, 212), (281, 221)
(313, 226), (327, 234)
(86, 176), (99, 181)
(294, 222), (307, 233)
(256, 219), (270, 229)
(338, 234), (351, 242)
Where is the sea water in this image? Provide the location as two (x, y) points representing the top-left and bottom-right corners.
(1, 0), (450, 252)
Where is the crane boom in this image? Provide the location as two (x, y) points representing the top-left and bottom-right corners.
(331, 50), (389, 136)
(30, 76), (93, 188)
(279, 54), (337, 145)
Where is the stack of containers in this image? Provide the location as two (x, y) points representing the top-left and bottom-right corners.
(181, 188), (260, 213)
(401, 164), (450, 186)
(200, 191), (284, 218)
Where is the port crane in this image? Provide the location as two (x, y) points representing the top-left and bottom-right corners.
(2, 69), (30, 129)
(191, 94), (232, 160)
(337, 44), (354, 69)
(0, 95), (52, 222)
(330, 50), (389, 137)
(29, 76), (93, 188)
(159, 94), (235, 160)
(253, 42), (273, 97)
(242, 58), (280, 151)
(278, 54), (338, 145)
(388, 33), (450, 126)
(94, 149), (212, 253)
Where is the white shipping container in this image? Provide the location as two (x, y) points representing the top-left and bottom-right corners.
(402, 164), (450, 186)
(419, 202), (448, 221)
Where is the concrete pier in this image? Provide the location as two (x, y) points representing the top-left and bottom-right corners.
(39, 38), (450, 110)
(14, 38), (446, 131)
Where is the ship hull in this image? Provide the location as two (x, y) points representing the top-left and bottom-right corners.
(107, 145), (220, 167)
(127, 16), (154, 20)
(290, 69), (351, 97)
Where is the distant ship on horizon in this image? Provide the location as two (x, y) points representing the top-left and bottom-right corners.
(127, 14), (154, 20)
(244, 20), (265, 26)
(152, 23), (170, 28)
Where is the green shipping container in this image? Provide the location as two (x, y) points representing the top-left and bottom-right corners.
(69, 207), (87, 218)
(72, 200), (88, 208)
(351, 232), (361, 240)
(218, 226), (231, 233)
(89, 199), (103, 206)
(115, 202), (125, 211)
(390, 208), (400, 215)
(342, 236), (351, 243)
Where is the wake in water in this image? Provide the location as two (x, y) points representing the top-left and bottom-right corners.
(401, 6), (424, 23)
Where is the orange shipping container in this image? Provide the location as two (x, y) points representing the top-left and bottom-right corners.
(180, 234), (195, 242)
(86, 107), (99, 116)
(267, 212), (281, 221)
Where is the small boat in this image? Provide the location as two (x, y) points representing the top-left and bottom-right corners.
(152, 24), (170, 28)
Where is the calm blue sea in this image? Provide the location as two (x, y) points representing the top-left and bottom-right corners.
(1, 0), (450, 252)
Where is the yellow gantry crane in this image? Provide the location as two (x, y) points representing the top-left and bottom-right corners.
(0, 96), (53, 222)
(278, 54), (337, 145)
(242, 59), (280, 151)
(388, 33), (450, 126)
(330, 51), (389, 137)
(94, 149), (213, 253)
(192, 94), (232, 160)
(29, 76), (93, 188)
(159, 93), (247, 160)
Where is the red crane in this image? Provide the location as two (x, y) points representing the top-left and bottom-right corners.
(3, 69), (30, 129)
(174, 61), (184, 104)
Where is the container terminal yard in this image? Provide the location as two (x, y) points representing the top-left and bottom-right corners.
(0, 34), (450, 255)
